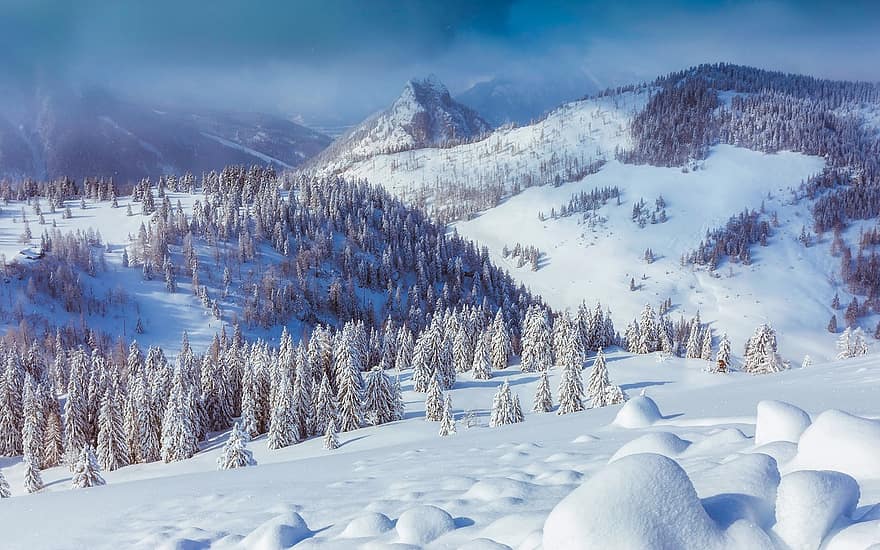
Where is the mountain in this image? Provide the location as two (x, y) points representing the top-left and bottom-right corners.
(0, 87), (331, 183)
(456, 74), (598, 127)
(306, 76), (491, 174)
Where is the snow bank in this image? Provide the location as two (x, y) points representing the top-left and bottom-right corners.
(823, 520), (880, 550)
(543, 453), (729, 549)
(788, 409), (880, 480)
(695, 453), (780, 528)
(609, 432), (690, 462)
(339, 512), (394, 538)
(754, 400), (811, 446)
(773, 470), (860, 550)
(458, 538), (512, 550)
(462, 477), (536, 501)
(395, 505), (456, 545)
(238, 511), (311, 550)
(478, 512), (546, 548)
(612, 395), (663, 428)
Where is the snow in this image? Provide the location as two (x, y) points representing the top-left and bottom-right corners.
(543, 453), (735, 550)
(394, 504), (456, 545)
(612, 394), (663, 428)
(609, 431), (691, 461)
(236, 511), (312, 550)
(787, 409), (880, 480)
(1, 354), (880, 547)
(773, 470), (860, 550)
(754, 400), (812, 446)
(339, 512), (394, 538)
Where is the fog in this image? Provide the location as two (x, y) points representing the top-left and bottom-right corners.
(1, 0), (879, 128)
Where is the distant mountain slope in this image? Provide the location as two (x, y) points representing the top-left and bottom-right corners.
(307, 76), (491, 174)
(456, 74), (597, 127)
(0, 88), (331, 183)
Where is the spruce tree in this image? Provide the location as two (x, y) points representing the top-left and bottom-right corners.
(323, 417), (339, 450)
(489, 381), (518, 427)
(363, 366), (403, 426)
(713, 333), (731, 373)
(471, 332), (492, 380)
(533, 370), (553, 413)
(217, 422), (255, 470)
(743, 324), (785, 374)
(336, 355), (364, 432)
(586, 347), (610, 407)
(97, 385), (129, 472)
(512, 393), (524, 423)
(23, 455), (44, 494)
(424, 374), (444, 421)
(801, 355), (812, 369)
(266, 377), (299, 450)
(0, 469), (10, 498)
(557, 361), (585, 415)
(489, 310), (511, 371)
(521, 306), (552, 372)
(21, 377), (44, 470)
(71, 446), (105, 489)
(439, 394), (456, 436)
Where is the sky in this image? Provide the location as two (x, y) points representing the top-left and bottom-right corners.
(1, 0), (879, 127)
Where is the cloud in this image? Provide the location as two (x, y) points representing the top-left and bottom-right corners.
(1, 0), (879, 125)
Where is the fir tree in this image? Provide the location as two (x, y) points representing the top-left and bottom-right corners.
(323, 417), (339, 450)
(97, 385), (130, 471)
(557, 361), (585, 415)
(217, 422), (255, 470)
(71, 446), (105, 489)
(0, 469), (10, 497)
(533, 370), (553, 413)
(336, 355), (364, 432)
(21, 377), (44, 470)
(587, 348), (625, 408)
(700, 327), (713, 360)
(471, 332), (492, 380)
(363, 366), (403, 426)
(828, 314), (838, 333)
(489, 381), (518, 427)
(23, 455), (44, 494)
(424, 374), (444, 421)
(713, 333), (731, 373)
(489, 310), (512, 371)
(801, 355), (812, 369)
(743, 324), (785, 374)
(438, 394), (456, 436)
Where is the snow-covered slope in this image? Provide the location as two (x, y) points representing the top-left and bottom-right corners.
(3, 351), (880, 548)
(307, 76), (491, 174)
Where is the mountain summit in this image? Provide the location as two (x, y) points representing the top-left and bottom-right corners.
(307, 75), (490, 173)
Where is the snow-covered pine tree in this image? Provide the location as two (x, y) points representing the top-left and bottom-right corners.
(700, 327), (713, 360)
(239, 364), (261, 439)
(743, 324), (785, 374)
(21, 376), (44, 470)
(801, 355), (812, 369)
(586, 347), (625, 407)
(521, 305), (552, 372)
(471, 331), (492, 380)
(23, 455), (44, 494)
(314, 371), (338, 436)
(713, 332), (731, 373)
(439, 394), (456, 436)
(395, 326), (414, 372)
(336, 352), (364, 432)
(685, 317), (702, 358)
(71, 446), (105, 489)
(97, 383), (130, 472)
(489, 310), (512, 371)
(424, 374), (444, 421)
(160, 370), (200, 462)
(217, 422), (255, 470)
(512, 393), (524, 423)
(0, 469), (10, 497)
(837, 327), (868, 359)
(323, 417), (339, 450)
(533, 370), (553, 413)
(42, 391), (64, 468)
(637, 304), (658, 353)
(266, 376), (299, 450)
(133, 377), (160, 463)
(828, 314), (838, 333)
(452, 318), (474, 373)
(489, 381), (518, 427)
(557, 361), (585, 415)
(363, 366), (403, 425)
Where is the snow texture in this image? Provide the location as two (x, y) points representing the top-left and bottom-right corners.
(754, 400), (812, 446)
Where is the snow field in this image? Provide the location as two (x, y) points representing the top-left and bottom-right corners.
(2, 352), (880, 548)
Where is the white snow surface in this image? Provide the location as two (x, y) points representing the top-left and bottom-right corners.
(754, 400), (812, 446)
(3, 353), (880, 549)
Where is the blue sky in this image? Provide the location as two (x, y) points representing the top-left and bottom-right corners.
(2, 0), (878, 123)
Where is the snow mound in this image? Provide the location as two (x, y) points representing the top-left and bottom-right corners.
(395, 505), (456, 545)
(609, 432), (691, 462)
(536, 469), (584, 485)
(462, 477), (536, 501)
(696, 453), (781, 528)
(685, 428), (749, 455)
(612, 395), (663, 428)
(747, 441), (799, 465)
(478, 513), (546, 548)
(339, 512), (394, 538)
(823, 520), (880, 550)
(238, 511), (311, 550)
(458, 539), (512, 550)
(773, 470), (860, 550)
(788, 409), (880, 480)
(572, 434), (599, 444)
(754, 400), (811, 446)
(543, 453), (731, 549)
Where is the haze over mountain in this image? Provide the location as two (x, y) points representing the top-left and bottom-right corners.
(0, 86), (331, 183)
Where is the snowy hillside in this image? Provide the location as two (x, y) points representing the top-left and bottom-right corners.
(3, 351), (880, 549)
(306, 76), (491, 176)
